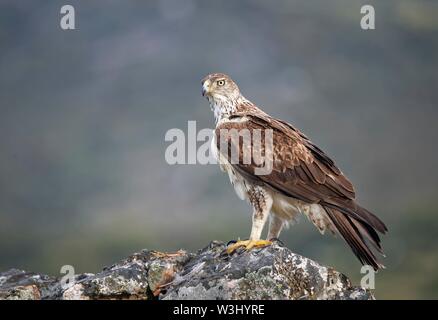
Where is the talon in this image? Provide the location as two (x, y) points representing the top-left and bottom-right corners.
(226, 239), (272, 254)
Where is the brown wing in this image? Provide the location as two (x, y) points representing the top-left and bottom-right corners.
(215, 112), (387, 270)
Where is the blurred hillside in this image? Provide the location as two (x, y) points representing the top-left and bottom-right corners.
(0, 0), (437, 299)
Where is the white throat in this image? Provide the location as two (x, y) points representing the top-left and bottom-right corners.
(208, 95), (245, 124)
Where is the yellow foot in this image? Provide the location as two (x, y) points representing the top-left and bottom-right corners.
(226, 239), (272, 254)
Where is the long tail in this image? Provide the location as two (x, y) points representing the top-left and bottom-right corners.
(323, 201), (387, 271)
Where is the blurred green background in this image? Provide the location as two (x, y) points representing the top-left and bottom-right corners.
(0, 0), (437, 299)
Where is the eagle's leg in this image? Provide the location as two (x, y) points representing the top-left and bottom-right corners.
(267, 214), (284, 240)
(227, 187), (273, 254)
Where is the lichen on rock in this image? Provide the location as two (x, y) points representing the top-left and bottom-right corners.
(0, 241), (374, 300)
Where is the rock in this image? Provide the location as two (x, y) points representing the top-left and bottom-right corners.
(0, 269), (61, 300)
(0, 241), (374, 300)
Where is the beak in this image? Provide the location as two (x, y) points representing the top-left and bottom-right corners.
(202, 82), (209, 97)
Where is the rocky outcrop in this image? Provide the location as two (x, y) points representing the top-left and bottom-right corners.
(0, 240), (374, 300)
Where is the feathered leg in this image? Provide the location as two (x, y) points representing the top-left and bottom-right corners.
(227, 187), (273, 254)
(267, 214), (284, 240)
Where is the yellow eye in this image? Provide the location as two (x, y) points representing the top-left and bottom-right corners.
(216, 80), (225, 86)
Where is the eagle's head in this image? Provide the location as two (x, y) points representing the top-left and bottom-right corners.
(201, 73), (242, 121)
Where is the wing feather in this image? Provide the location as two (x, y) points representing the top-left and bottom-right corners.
(215, 111), (387, 268)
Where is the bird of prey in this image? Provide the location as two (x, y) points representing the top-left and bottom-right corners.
(201, 73), (387, 270)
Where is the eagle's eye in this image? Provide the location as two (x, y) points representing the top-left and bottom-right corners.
(216, 79), (225, 86)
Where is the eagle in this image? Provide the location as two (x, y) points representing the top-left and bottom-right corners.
(202, 73), (387, 270)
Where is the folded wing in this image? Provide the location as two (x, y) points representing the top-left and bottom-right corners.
(215, 112), (387, 270)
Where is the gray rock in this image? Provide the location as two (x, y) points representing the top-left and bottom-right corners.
(0, 241), (374, 300)
(0, 269), (61, 300)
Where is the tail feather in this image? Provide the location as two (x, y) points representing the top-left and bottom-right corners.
(323, 199), (388, 234)
(324, 206), (385, 271)
(350, 218), (384, 254)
